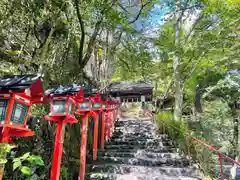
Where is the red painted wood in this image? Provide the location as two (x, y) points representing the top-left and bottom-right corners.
(50, 121), (64, 180)
(23, 103), (32, 126)
(0, 76), (45, 180)
(4, 97), (15, 124)
(1, 125), (34, 137)
(30, 79), (45, 99)
(192, 137), (240, 166)
(1, 97), (14, 142)
(101, 111), (105, 149)
(218, 154), (225, 180)
(185, 135), (191, 165)
(106, 112), (110, 141)
(46, 95), (78, 180)
(79, 114), (88, 180)
(93, 114), (98, 160)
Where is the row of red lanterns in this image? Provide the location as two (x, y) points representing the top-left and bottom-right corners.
(0, 75), (119, 180)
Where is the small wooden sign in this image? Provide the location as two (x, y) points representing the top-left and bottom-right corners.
(116, 97), (121, 102)
(141, 96), (145, 102)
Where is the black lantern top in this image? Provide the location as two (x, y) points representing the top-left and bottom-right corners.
(45, 84), (81, 96)
(45, 84), (93, 95)
(0, 74), (43, 90)
(0, 74), (45, 126)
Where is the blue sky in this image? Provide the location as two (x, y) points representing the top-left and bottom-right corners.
(133, 4), (170, 31)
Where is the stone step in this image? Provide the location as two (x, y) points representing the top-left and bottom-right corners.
(105, 144), (173, 152)
(86, 164), (199, 177)
(86, 173), (202, 180)
(115, 122), (155, 126)
(106, 139), (172, 147)
(113, 128), (155, 133)
(145, 146), (177, 153)
(115, 122), (144, 126)
(92, 156), (190, 167)
(113, 131), (155, 137)
(105, 143), (174, 151)
(101, 151), (181, 159)
(111, 134), (155, 139)
(105, 144), (146, 150)
(114, 125), (155, 129)
(111, 137), (172, 143)
(116, 120), (152, 124)
(114, 126), (155, 131)
(102, 146), (176, 153)
(86, 119), (202, 179)
(101, 151), (136, 158)
(135, 151), (181, 159)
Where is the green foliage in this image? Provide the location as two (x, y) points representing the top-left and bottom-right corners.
(155, 111), (224, 178)
(0, 144), (16, 164)
(60, 167), (69, 180)
(12, 152), (44, 177)
(113, 45), (154, 81)
(203, 74), (240, 103)
(156, 111), (188, 147)
(155, 0), (240, 98)
(20, 166), (32, 175)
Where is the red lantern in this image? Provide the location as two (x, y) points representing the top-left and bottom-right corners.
(0, 74), (46, 180)
(89, 92), (105, 159)
(74, 89), (101, 180)
(104, 100), (112, 141)
(0, 74), (46, 143)
(45, 85), (79, 180)
(104, 99), (119, 141)
(100, 101), (106, 150)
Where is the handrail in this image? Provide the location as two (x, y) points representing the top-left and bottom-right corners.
(191, 137), (240, 166)
(160, 120), (240, 180)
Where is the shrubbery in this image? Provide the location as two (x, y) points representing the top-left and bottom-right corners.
(155, 111), (220, 179)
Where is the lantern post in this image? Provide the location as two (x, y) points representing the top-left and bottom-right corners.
(105, 99), (117, 141)
(110, 100), (119, 134)
(44, 85), (80, 180)
(90, 92), (104, 158)
(0, 74), (46, 180)
(74, 89), (100, 180)
(104, 101), (111, 142)
(100, 98), (107, 150)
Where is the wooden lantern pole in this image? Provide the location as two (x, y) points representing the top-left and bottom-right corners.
(79, 114), (88, 180)
(45, 96), (78, 180)
(92, 111), (98, 161)
(50, 121), (65, 180)
(101, 111), (105, 149)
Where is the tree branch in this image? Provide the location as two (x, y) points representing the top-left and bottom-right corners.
(75, 0), (85, 65)
(128, 0), (152, 24)
(183, 13), (204, 45)
(118, 57), (130, 70)
(117, 3), (130, 14)
(81, 1), (113, 67)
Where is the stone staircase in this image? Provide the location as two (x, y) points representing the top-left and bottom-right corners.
(86, 118), (203, 180)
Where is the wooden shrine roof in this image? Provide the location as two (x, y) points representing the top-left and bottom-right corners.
(106, 81), (153, 95)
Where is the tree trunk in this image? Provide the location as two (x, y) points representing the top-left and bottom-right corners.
(38, 26), (55, 85)
(173, 78), (184, 121)
(173, 0), (183, 121)
(154, 77), (159, 99)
